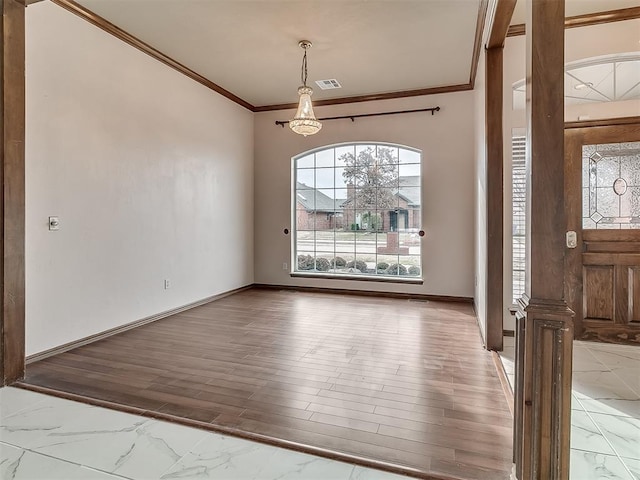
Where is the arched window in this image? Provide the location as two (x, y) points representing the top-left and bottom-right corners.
(512, 52), (640, 110)
(293, 143), (422, 280)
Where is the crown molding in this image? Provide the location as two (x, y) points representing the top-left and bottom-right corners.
(507, 6), (640, 37)
(254, 84), (472, 112)
(564, 116), (640, 129)
(48, 0), (487, 112)
(50, 0), (255, 111)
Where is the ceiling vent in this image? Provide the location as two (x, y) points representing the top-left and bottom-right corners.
(315, 79), (342, 90)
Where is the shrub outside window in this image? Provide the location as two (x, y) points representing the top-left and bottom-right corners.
(293, 143), (422, 280)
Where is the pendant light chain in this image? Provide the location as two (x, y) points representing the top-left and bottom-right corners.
(301, 47), (308, 87)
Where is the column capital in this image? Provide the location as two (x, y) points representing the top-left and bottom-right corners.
(524, 298), (575, 319)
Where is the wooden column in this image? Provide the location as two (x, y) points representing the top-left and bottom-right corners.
(484, 0), (517, 352)
(515, 0), (574, 478)
(0, 0), (26, 386)
(485, 45), (504, 351)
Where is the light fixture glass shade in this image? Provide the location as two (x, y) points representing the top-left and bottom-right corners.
(290, 86), (322, 136)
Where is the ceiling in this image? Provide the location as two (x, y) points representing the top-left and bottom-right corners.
(52, 0), (637, 109)
(73, 0), (483, 108)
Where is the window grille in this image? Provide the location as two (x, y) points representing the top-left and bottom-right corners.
(512, 136), (526, 302)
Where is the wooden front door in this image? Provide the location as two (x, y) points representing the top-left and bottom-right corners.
(565, 120), (640, 345)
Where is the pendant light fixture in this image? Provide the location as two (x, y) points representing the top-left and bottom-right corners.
(289, 40), (322, 136)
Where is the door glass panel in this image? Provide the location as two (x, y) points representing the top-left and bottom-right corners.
(582, 141), (640, 229)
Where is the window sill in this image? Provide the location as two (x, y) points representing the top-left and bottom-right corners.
(290, 272), (424, 285)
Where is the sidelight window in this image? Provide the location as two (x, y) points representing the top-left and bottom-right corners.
(512, 135), (526, 302)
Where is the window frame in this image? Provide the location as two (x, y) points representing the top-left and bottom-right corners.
(290, 142), (424, 284)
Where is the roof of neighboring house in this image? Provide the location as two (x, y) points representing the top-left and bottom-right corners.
(297, 177), (421, 212)
(396, 176), (421, 207)
(296, 182), (343, 212)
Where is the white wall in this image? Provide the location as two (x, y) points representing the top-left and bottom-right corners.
(254, 93), (476, 298)
(26, 2), (254, 355)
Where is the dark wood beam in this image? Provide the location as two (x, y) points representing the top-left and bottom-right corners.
(563, 6), (640, 28)
(485, 46), (504, 351)
(483, 0), (516, 351)
(565, 116), (640, 129)
(526, 4), (566, 300)
(515, 0), (574, 478)
(469, 0), (489, 87)
(0, 0), (26, 386)
(507, 6), (640, 37)
(488, 0), (517, 48)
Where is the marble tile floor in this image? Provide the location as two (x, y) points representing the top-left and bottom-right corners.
(499, 338), (640, 480)
(0, 387), (409, 480)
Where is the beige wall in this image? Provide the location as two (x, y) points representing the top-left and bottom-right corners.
(26, 2), (254, 355)
(254, 93), (476, 298)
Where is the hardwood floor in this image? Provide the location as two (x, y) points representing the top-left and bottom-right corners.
(20, 287), (513, 480)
